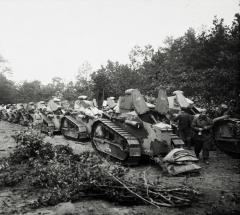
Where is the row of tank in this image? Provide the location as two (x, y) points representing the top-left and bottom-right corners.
(0, 89), (189, 165)
(0, 88), (239, 161)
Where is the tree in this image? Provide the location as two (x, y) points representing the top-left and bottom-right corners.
(76, 61), (93, 81)
(16, 80), (42, 102)
(0, 73), (16, 104)
(0, 54), (16, 103)
(0, 54), (11, 75)
(62, 81), (77, 101)
(129, 45), (154, 70)
(74, 61), (93, 98)
(51, 77), (65, 93)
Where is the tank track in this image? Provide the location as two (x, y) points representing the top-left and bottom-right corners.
(41, 119), (55, 136)
(91, 118), (141, 165)
(60, 116), (89, 140)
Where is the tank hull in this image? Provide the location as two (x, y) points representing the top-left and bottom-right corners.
(213, 118), (240, 158)
(60, 115), (90, 140)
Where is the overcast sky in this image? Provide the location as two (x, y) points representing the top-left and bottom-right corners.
(0, 0), (239, 84)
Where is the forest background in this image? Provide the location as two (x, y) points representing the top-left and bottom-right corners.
(0, 14), (239, 109)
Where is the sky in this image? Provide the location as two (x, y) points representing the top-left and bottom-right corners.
(0, 0), (239, 84)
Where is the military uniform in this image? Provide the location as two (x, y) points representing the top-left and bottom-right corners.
(175, 111), (194, 148)
(33, 111), (43, 129)
(192, 114), (213, 162)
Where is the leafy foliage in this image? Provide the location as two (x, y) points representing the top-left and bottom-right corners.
(0, 14), (239, 109)
(0, 131), (200, 208)
(90, 14), (240, 107)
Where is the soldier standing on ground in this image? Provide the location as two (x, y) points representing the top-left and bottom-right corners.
(191, 109), (213, 164)
(175, 107), (194, 149)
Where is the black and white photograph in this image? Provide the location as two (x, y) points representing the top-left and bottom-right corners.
(0, 0), (239, 214)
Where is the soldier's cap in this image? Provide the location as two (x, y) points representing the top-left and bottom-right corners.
(78, 95), (87, 100)
(109, 97), (115, 99)
(39, 101), (45, 104)
(29, 102), (35, 105)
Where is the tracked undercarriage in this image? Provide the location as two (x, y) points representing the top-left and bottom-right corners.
(213, 117), (240, 158)
(39, 99), (64, 135)
(61, 114), (90, 140)
(60, 96), (102, 140)
(92, 118), (141, 165)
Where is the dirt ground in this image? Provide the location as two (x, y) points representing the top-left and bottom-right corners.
(0, 120), (239, 215)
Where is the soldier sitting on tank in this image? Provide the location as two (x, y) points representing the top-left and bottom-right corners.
(33, 110), (43, 129)
(174, 107), (194, 149)
(192, 109), (213, 164)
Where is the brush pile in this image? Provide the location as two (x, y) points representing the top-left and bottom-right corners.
(0, 130), (200, 208)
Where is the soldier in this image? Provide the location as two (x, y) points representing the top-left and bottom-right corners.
(33, 110), (43, 129)
(175, 107), (194, 149)
(192, 109), (213, 164)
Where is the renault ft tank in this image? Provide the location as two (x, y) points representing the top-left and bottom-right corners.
(10, 103), (24, 124)
(41, 98), (64, 135)
(168, 90), (200, 115)
(91, 88), (184, 165)
(213, 115), (240, 158)
(17, 103), (30, 126)
(0, 105), (10, 121)
(168, 90), (206, 136)
(102, 97), (117, 111)
(34, 101), (47, 127)
(60, 96), (102, 140)
(36, 101), (47, 113)
(25, 102), (36, 125)
(6, 104), (17, 122)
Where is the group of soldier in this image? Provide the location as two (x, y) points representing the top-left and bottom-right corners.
(174, 108), (213, 164)
(174, 102), (239, 165)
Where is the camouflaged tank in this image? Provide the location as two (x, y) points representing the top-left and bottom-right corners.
(91, 88), (184, 165)
(40, 98), (65, 135)
(213, 115), (240, 158)
(60, 96), (102, 140)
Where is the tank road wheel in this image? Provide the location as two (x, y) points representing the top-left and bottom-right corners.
(60, 118), (81, 140)
(20, 116), (28, 126)
(41, 120), (53, 135)
(91, 122), (128, 161)
(19, 116), (24, 126)
(28, 116), (34, 128)
(91, 121), (141, 165)
(40, 121), (47, 134)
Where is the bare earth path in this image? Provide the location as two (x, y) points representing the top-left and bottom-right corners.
(0, 120), (239, 215)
